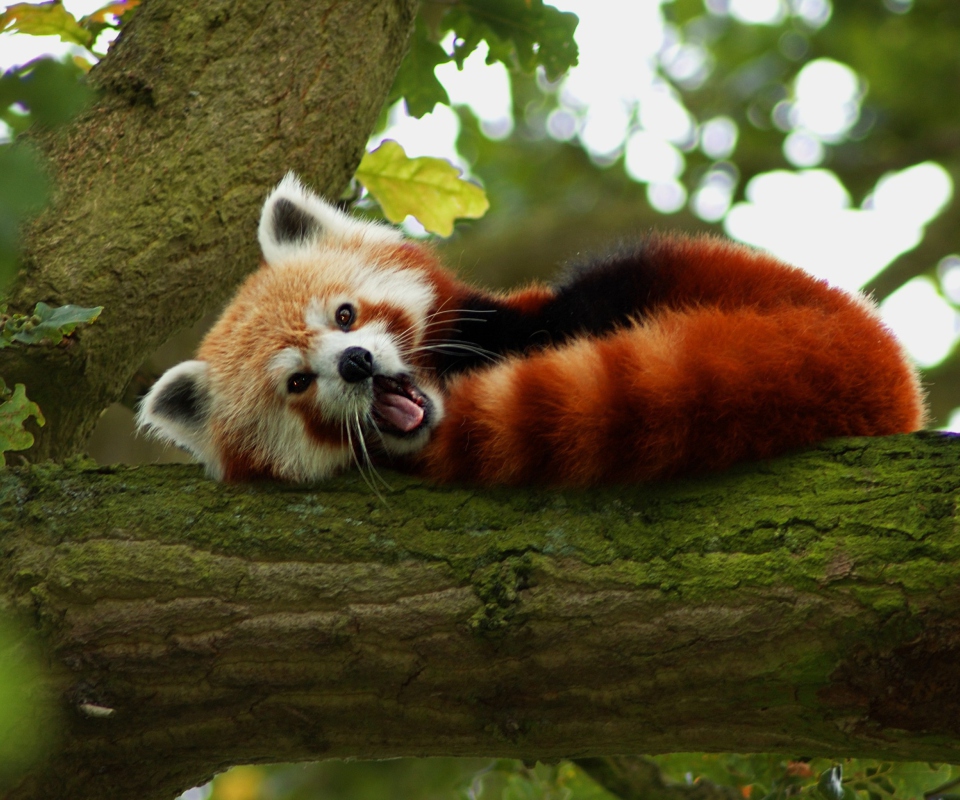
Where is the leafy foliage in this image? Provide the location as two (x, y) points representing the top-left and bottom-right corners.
(0, 56), (93, 134)
(443, 0), (579, 79)
(388, 16), (452, 119)
(76, 0), (139, 54)
(0, 57), (93, 289)
(355, 140), (489, 236)
(470, 760), (613, 800)
(0, 303), (99, 456)
(0, 0), (139, 56)
(0, 142), (50, 290)
(652, 754), (960, 800)
(388, 0), (578, 118)
(0, 620), (51, 787)
(0, 302), (103, 347)
(0, 0), (137, 289)
(0, 378), (43, 454)
(197, 758), (960, 800)
(0, 1), (91, 46)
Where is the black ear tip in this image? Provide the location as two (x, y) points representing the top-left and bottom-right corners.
(152, 374), (207, 425)
(272, 197), (320, 245)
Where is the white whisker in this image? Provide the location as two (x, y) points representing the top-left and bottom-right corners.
(365, 410), (390, 452)
(354, 410), (391, 493)
(408, 341), (502, 363)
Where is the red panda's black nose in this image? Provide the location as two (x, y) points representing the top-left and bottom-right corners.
(338, 347), (374, 383)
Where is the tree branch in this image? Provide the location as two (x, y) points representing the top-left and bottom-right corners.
(861, 194), (960, 303)
(0, 0), (418, 461)
(2, 432), (959, 800)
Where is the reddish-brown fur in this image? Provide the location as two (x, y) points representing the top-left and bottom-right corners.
(142, 180), (924, 490)
(418, 236), (924, 486)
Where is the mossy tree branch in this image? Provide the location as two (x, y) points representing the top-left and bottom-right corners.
(0, 0), (418, 461)
(2, 432), (959, 800)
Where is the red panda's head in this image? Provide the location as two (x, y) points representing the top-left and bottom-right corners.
(138, 175), (447, 482)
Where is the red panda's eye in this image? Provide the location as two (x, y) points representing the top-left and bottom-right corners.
(336, 303), (355, 330)
(287, 372), (316, 394)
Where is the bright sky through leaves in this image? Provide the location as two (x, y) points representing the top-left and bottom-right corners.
(0, 0), (113, 73)
(369, 0), (956, 381)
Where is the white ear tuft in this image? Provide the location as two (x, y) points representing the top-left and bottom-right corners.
(257, 173), (324, 264)
(137, 360), (215, 464)
(257, 172), (404, 266)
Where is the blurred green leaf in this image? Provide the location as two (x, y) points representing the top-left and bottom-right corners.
(444, 0), (579, 79)
(0, 1), (91, 46)
(0, 142), (50, 215)
(0, 379), (44, 454)
(356, 139), (489, 236)
(77, 0), (140, 53)
(654, 752), (788, 793)
(0, 227), (16, 290)
(0, 57), (92, 293)
(0, 619), (52, 787)
(0, 142), (51, 290)
(389, 15), (451, 118)
(81, 0), (139, 24)
(386, 1), (577, 123)
(1, 57), (94, 127)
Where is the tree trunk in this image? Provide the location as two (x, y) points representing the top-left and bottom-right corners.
(0, 0), (418, 461)
(2, 432), (959, 800)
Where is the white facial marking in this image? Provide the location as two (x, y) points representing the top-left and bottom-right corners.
(269, 347), (305, 377)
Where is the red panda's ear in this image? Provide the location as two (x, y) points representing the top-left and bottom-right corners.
(137, 360), (215, 465)
(258, 173), (322, 264)
(257, 172), (404, 266)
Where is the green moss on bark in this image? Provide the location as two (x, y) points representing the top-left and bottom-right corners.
(2, 433), (960, 800)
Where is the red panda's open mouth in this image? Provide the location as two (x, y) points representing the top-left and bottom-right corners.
(371, 374), (429, 436)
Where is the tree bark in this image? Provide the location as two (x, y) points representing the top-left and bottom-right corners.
(2, 432), (959, 800)
(0, 0), (418, 461)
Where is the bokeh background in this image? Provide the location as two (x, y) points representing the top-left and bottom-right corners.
(3, 1), (960, 798)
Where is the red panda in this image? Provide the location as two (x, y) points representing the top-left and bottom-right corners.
(138, 174), (925, 487)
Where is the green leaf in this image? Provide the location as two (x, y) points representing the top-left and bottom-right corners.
(884, 762), (953, 800)
(80, 0), (139, 25)
(0, 251), (15, 296)
(0, 58), (93, 293)
(355, 140), (489, 236)
(0, 142), (51, 292)
(0, 379), (44, 454)
(444, 0), (579, 80)
(0, 1), (92, 47)
(9, 302), (103, 346)
(77, 0), (140, 53)
(654, 753), (789, 792)
(0, 619), (51, 782)
(3, 57), (95, 128)
(389, 16), (451, 119)
(0, 142), (50, 216)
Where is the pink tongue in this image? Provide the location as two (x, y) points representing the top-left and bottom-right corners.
(378, 393), (424, 432)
